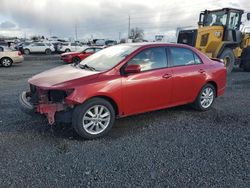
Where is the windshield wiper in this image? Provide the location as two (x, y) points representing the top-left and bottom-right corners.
(78, 64), (96, 71)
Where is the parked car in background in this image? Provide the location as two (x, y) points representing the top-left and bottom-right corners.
(23, 42), (55, 55)
(0, 41), (9, 52)
(58, 42), (88, 52)
(61, 46), (103, 64)
(15, 42), (32, 53)
(0, 50), (23, 67)
(20, 43), (226, 139)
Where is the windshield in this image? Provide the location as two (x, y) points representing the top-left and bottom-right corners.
(204, 10), (227, 26)
(79, 45), (139, 71)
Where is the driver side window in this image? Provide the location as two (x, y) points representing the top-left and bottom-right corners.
(127, 47), (167, 72)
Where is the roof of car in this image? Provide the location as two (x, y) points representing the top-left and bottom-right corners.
(117, 42), (190, 48)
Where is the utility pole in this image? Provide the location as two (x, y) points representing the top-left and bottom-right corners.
(128, 15), (130, 39)
(75, 23), (78, 41)
(119, 32), (121, 41)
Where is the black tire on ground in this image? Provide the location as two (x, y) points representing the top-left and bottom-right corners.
(240, 47), (250, 72)
(243, 61), (250, 72)
(1, 57), (13, 67)
(192, 83), (216, 111)
(72, 97), (115, 139)
(24, 49), (30, 55)
(72, 57), (81, 64)
(65, 49), (70, 52)
(45, 49), (52, 55)
(219, 48), (235, 74)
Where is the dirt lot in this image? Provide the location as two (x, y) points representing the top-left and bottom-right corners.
(0, 57), (249, 187)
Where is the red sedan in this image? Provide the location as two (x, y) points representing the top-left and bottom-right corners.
(60, 46), (102, 64)
(20, 43), (226, 139)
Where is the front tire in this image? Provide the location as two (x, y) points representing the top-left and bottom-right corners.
(193, 84), (216, 111)
(72, 98), (115, 139)
(72, 57), (81, 64)
(65, 49), (70, 52)
(219, 48), (235, 74)
(1, 57), (13, 67)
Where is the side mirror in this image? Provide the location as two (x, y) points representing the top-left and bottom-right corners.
(124, 64), (141, 74)
(247, 13), (250, 21)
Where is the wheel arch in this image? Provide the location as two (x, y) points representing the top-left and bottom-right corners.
(82, 95), (119, 116)
(1, 56), (13, 62)
(216, 42), (238, 58)
(206, 80), (218, 97)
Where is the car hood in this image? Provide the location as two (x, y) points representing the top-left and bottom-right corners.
(28, 65), (100, 89)
(61, 52), (80, 56)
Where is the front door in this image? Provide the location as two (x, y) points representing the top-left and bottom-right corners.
(122, 47), (173, 115)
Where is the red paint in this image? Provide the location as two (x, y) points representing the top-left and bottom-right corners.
(27, 43), (227, 124)
(60, 47), (101, 63)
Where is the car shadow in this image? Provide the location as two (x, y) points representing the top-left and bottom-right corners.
(41, 104), (196, 141)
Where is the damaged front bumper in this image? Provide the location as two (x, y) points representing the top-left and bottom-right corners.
(19, 91), (72, 125)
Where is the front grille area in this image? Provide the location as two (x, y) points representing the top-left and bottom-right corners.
(29, 84), (67, 104)
(48, 90), (67, 103)
(29, 84), (39, 105)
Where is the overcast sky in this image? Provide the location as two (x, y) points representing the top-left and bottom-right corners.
(0, 0), (250, 41)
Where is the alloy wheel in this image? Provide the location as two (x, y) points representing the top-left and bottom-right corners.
(200, 87), (214, 108)
(2, 58), (11, 67)
(82, 105), (111, 135)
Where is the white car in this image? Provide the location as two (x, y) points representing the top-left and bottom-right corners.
(23, 42), (55, 55)
(58, 42), (88, 52)
(0, 50), (24, 67)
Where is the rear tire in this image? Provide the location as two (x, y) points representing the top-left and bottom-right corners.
(242, 60), (250, 72)
(24, 49), (30, 55)
(45, 49), (51, 55)
(192, 84), (216, 111)
(219, 48), (235, 74)
(1, 57), (13, 67)
(72, 98), (115, 139)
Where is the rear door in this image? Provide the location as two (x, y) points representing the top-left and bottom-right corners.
(122, 47), (173, 115)
(169, 47), (207, 105)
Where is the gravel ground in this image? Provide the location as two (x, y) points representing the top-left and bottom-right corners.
(0, 58), (249, 187)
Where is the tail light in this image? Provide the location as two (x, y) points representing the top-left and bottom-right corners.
(18, 51), (22, 56)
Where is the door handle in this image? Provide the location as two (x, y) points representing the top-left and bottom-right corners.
(199, 69), (205, 73)
(162, 73), (172, 79)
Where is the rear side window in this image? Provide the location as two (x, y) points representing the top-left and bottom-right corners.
(71, 43), (77, 46)
(169, 47), (202, 66)
(128, 47), (168, 72)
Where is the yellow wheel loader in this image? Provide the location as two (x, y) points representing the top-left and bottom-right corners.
(177, 8), (250, 73)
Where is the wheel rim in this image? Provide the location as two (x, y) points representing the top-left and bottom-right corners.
(82, 105), (111, 135)
(200, 87), (214, 108)
(24, 50), (29, 54)
(2, 58), (11, 66)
